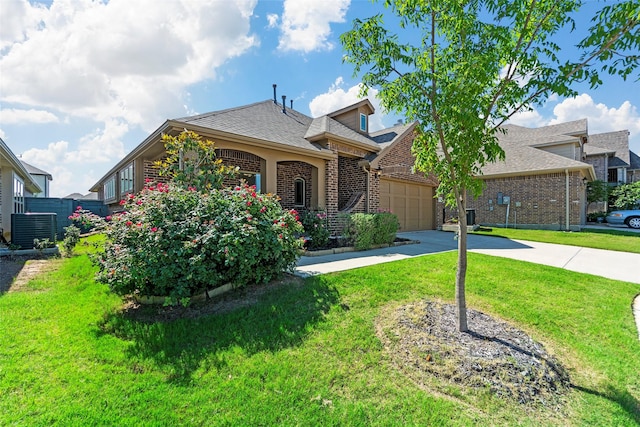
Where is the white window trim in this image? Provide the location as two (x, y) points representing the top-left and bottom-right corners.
(360, 113), (367, 132)
(13, 173), (24, 214)
(104, 176), (116, 201)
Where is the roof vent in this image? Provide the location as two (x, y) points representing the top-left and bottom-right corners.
(273, 84), (277, 104)
(282, 95), (287, 114)
(290, 99), (293, 110)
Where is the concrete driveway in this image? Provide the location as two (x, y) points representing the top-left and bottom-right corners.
(295, 230), (640, 284)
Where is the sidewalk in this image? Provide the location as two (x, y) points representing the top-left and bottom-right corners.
(295, 230), (640, 285)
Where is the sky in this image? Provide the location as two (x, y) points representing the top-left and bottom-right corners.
(1, 0), (638, 198)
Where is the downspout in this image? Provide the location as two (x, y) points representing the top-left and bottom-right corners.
(565, 169), (570, 231)
(362, 166), (370, 212)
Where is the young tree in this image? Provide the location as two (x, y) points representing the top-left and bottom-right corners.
(154, 130), (238, 190)
(587, 179), (608, 212)
(341, 0), (639, 332)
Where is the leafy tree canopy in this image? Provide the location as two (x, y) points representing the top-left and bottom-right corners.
(341, 0), (639, 331)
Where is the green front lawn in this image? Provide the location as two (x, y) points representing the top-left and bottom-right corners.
(473, 227), (640, 253)
(1, 241), (638, 425)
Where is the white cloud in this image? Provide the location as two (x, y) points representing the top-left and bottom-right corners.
(549, 94), (640, 137)
(0, 0), (47, 50)
(0, 0), (259, 131)
(0, 108), (59, 124)
(0, 128), (5, 140)
(267, 13), (279, 28)
(309, 77), (384, 131)
(277, 0), (350, 53)
(505, 109), (545, 128)
(19, 120), (128, 197)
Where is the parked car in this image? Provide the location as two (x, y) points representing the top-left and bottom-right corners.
(606, 209), (640, 229)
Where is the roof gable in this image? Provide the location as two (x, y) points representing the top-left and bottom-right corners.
(588, 130), (631, 166)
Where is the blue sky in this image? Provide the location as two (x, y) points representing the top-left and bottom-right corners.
(1, 0), (638, 197)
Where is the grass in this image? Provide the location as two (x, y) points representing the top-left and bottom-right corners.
(1, 237), (638, 425)
(473, 227), (640, 253)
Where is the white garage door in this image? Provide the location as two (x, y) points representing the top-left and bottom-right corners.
(379, 179), (435, 231)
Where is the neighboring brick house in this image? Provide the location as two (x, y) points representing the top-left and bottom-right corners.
(0, 138), (42, 242)
(438, 120), (597, 231)
(584, 130), (639, 212)
(89, 98), (437, 232)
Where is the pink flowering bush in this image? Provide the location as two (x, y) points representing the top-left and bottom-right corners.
(301, 210), (330, 249)
(73, 182), (303, 305)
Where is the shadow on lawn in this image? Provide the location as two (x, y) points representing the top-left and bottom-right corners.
(97, 275), (340, 384)
(571, 384), (640, 424)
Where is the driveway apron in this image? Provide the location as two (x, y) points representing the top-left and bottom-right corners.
(296, 230), (640, 285)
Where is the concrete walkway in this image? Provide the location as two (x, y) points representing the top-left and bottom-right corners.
(295, 230), (640, 339)
(296, 230), (640, 284)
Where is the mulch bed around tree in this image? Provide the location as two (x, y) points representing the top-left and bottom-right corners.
(376, 300), (571, 408)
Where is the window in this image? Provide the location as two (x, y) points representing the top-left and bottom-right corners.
(294, 178), (305, 206)
(13, 174), (24, 213)
(239, 172), (261, 192)
(608, 168), (618, 183)
(120, 163), (134, 195)
(104, 176), (116, 201)
(359, 113), (367, 132)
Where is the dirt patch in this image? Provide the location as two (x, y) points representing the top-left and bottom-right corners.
(116, 274), (305, 323)
(0, 256), (58, 293)
(376, 300), (570, 409)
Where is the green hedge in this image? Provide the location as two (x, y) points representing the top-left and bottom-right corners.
(342, 212), (400, 250)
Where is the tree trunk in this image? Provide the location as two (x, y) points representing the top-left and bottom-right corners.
(455, 194), (469, 332)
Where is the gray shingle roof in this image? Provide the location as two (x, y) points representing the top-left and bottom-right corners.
(482, 120), (591, 177)
(304, 115), (380, 149)
(20, 160), (52, 179)
(481, 142), (591, 176)
(175, 100), (380, 153)
(588, 130), (631, 167)
(499, 119), (588, 144)
(370, 122), (414, 148)
(174, 100), (326, 153)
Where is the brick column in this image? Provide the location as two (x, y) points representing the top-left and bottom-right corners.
(325, 146), (339, 234)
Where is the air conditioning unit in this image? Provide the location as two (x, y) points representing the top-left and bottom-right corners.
(11, 213), (57, 250)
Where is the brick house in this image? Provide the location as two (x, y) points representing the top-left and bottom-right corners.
(0, 138), (42, 242)
(584, 130), (640, 213)
(89, 98), (438, 232)
(437, 120), (598, 231)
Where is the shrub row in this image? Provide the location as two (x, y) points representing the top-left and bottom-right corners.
(342, 212), (399, 251)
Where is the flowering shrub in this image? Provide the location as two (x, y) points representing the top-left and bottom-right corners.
(301, 210), (330, 249)
(341, 212), (400, 250)
(73, 182), (303, 304)
(62, 224), (81, 257)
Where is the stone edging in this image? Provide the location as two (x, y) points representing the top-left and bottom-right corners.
(301, 239), (420, 257)
(134, 283), (235, 305)
(0, 247), (59, 257)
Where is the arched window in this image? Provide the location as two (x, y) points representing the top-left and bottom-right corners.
(294, 178), (305, 207)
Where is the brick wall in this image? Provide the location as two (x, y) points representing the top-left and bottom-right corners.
(326, 144), (340, 233)
(277, 161), (313, 210)
(338, 156), (367, 211)
(585, 154), (607, 182)
(143, 159), (170, 185)
(436, 172), (585, 230)
(377, 131), (438, 186)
